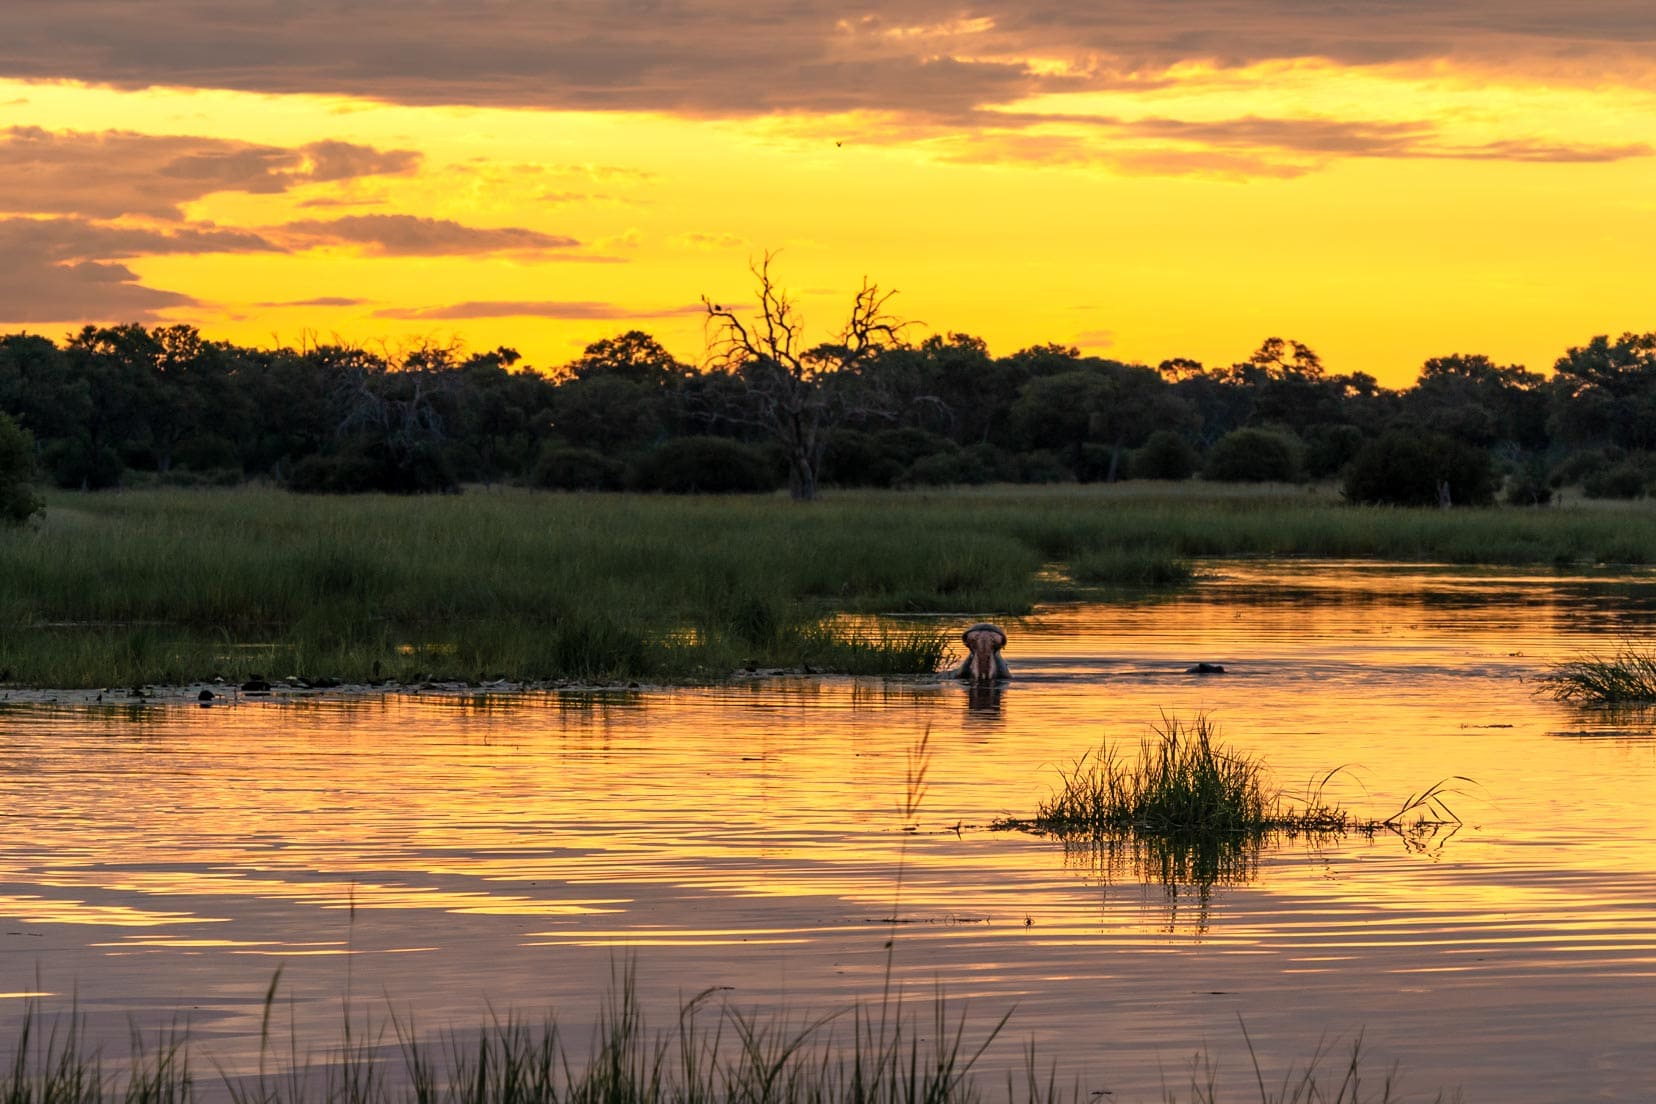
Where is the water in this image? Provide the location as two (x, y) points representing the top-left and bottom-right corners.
(4, 561), (1656, 1102)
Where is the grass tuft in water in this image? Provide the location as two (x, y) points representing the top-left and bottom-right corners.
(994, 714), (1468, 880)
(1003, 714), (1346, 836)
(1540, 643), (1656, 703)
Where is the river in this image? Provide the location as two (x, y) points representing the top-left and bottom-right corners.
(4, 562), (1655, 1102)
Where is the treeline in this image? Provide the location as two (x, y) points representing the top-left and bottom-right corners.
(3, 322), (1656, 513)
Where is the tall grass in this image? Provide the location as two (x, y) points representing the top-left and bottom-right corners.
(3, 482), (1651, 687)
(1540, 643), (1656, 703)
(0, 978), (1455, 1104)
(996, 714), (1467, 896)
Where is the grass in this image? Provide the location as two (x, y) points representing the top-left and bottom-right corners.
(994, 714), (1467, 895)
(0, 978), (1459, 1104)
(2, 481), (1653, 687)
(1540, 642), (1656, 703)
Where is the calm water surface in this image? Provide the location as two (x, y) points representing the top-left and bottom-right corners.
(5, 562), (1656, 1102)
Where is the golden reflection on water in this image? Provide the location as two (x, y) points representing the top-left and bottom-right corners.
(3, 562), (1656, 1101)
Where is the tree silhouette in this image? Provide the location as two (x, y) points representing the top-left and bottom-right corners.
(702, 254), (907, 500)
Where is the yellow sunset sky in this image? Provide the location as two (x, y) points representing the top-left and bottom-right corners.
(2, 2), (1654, 387)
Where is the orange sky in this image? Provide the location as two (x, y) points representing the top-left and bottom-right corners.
(2, 2), (1654, 387)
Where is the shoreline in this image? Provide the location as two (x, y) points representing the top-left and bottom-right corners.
(0, 667), (919, 707)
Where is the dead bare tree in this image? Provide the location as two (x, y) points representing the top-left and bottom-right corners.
(703, 253), (907, 501)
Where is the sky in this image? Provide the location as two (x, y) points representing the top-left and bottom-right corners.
(2, 1), (1654, 387)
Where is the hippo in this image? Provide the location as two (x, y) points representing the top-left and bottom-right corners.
(954, 622), (1011, 681)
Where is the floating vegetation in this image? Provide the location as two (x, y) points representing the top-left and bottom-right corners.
(994, 713), (1468, 904)
(1540, 643), (1656, 703)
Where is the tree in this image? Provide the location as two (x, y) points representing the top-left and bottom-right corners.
(1547, 332), (1656, 451)
(1203, 427), (1304, 483)
(703, 254), (907, 500)
(1342, 429), (1495, 507)
(0, 412), (43, 524)
(1407, 353), (1547, 449)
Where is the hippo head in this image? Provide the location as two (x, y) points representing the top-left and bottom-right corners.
(961, 623), (1007, 681)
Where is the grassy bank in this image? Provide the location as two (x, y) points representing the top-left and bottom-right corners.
(1, 483), (1653, 688)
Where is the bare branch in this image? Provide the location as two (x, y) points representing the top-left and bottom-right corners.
(699, 254), (909, 500)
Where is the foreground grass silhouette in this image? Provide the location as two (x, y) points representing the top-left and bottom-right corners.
(3, 963), (1460, 1104)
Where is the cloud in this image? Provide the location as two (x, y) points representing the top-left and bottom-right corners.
(375, 300), (701, 320)
(0, 1), (1653, 123)
(0, 218), (211, 322)
(0, 127), (420, 220)
(673, 231), (748, 251)
(923, 112), (1652, 176)
(0, 215), (285, 324)
(279, 214), (586, 256)
(0, 216), (284, 261)
(254, 296), (373, 308)
(0, 258), (196, 323)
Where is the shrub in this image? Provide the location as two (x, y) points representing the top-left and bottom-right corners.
(1549, 447), (1622, 489)
(1014, 449), (1072, 484)
(531, 445), (626, 491)
(43, 437), (124, 490)
(1076, 443), (1128, 483)
(1342, 429), (1495, 507)
(1302, 423), (1365, 480)
(1131, 430), (1199, 481)
(629, 436), (782, 494)
(899, 447), (999, 487)
(0, 412), (44, 524)
(820, 428), (933, 487)
(1582, 460), (1650, 500)
(1504, 456), (1554, 507)
(1202, 428), (1303, 483)
(286, 441), (458, 494)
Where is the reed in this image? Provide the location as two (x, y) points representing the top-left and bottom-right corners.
(1540, 643), (1656, 703)
(995, 714), (1468, 894)
(3, 482), (1651, 688)
(1003, 714), (1352, 837)
(0, 976), (1456, 1104)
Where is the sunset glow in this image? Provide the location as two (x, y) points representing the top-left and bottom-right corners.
(4, 3), (1655, 385)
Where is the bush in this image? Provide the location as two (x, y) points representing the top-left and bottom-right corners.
(898, 445), (1002, 487)
(1504, 456), (1554, 507)
(1583, 460), (1650, 500)
(821, 429), (928, 488)
(1202, 428), (1303, 483)
(1549, 447), (1622, 489)
(1342, 429), (1496, 507)
(43, 437), (124, 490)
(1076, 443), (1128, 483)
(0, 413), (44, 525)
(1014, 449), (1072, 484)
(532, 445), (626, 491)
(1131, 430), (1199, 481)
(287, 441), (458, 494)
(629, 436), (782, 494)
(1302, 423), (1365, 480)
